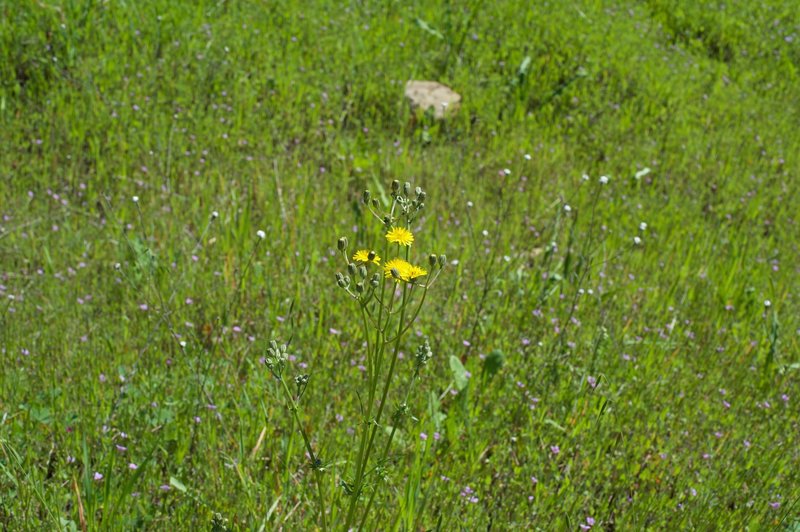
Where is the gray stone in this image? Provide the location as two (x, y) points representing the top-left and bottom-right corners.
(404, 80), (461, 119)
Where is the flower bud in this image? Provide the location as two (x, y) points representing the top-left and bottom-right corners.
(358, 265), (367, 278)
(417, 191), (426, 202)
(337, 237), (348, 251)
(383, 215), (392, 226)
(415, 187), (423, 197)
(363, 190), (371, 204)
(403, 182), (411, 196)
(438, 254), (447, 267)
(347, 262), (357, 276)
(429, 254), (438, 267)
(371, 198), (380, 209)
(391, 180), (400, 192)
(370, 273), (380, 287)
(355, 282), (365, 293)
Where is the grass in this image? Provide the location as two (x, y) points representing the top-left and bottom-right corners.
(1, 0), (799, 529)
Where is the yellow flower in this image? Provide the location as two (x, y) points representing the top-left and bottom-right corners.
(384, 258), (413, 281)
(353, 250), (380, 264)
(406, 265), (428, 280)
(383, 259), (427, 283)
(386, 226), (414, 246)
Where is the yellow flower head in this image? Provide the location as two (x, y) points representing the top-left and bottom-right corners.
(386, 226), (414, 246)
(353, 249), (381, 264)
(406, 265), (428, 280)
(384, 258), (413, 281)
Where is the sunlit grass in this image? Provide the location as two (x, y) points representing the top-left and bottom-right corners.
(1, 0), (798, 529)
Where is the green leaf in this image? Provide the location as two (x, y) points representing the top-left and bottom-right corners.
(169, 476), (187, 493)
(415, 18), (444, 40)
(481, 350), (505, 381)
(449, 356), (469, 391)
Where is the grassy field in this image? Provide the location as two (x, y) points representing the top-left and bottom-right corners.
(1, 0), (799, 529)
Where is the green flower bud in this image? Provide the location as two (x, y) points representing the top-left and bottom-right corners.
(391, 180), (400, 193)
(358, 265), (367, 278)
(348, 262), (357, 276)
(337, 237), (348, 251)
(415, 186), (423, 197)
(363, 190), (371, 204)
(438, 254), (447, 267)
(370, 273), (380, 287)
(403, 182), (411, 196)
(417, 191), (426, 202)
(429, 254), (438, 267)
(371, 198), (379, 209)
(356, 282), (365, 293)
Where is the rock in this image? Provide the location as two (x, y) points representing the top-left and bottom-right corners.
(404, 80), (461, 119)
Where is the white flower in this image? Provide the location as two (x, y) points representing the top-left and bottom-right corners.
(581, 174), (590, 181)
(503, 168), (511, 175)
(633, 236), (642, 245)
(599, 175), (609, 185)
(524, 154), (531, 160)
(764, 300), (772, 308)
(466, 201), (474, 208)
(639, 222), (648, 231)
(564, 204), (572, 212)
(179, 340), (187, 348)
(256, 230), (266, 239)
(132, 196), (139, 203)
(211, 211), (219, 220)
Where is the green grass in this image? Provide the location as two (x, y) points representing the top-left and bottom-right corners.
(1, 0), (799, 529)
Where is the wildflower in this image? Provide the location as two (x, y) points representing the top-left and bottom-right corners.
(93, 472), (104, 481)
(386, 226), (414, 246)
(384, 258), (413, 281)
(353, 250), (381, 264)
(406, 264), (428, 280)
(256, 230), (266, 239)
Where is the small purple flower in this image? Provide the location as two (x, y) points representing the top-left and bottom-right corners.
(129, 463), (138, 470)
(93, 472), (103, 481)
(420, 432), (428, 441)
(159, 484), (171, 491)
(587, 376), (597, 389)
(769, 501), (781, 509)
(115, 445), (127, 453)
(550, 445), (560, 455)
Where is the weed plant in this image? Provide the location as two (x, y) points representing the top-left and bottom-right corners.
(1, 0), (799, 529)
